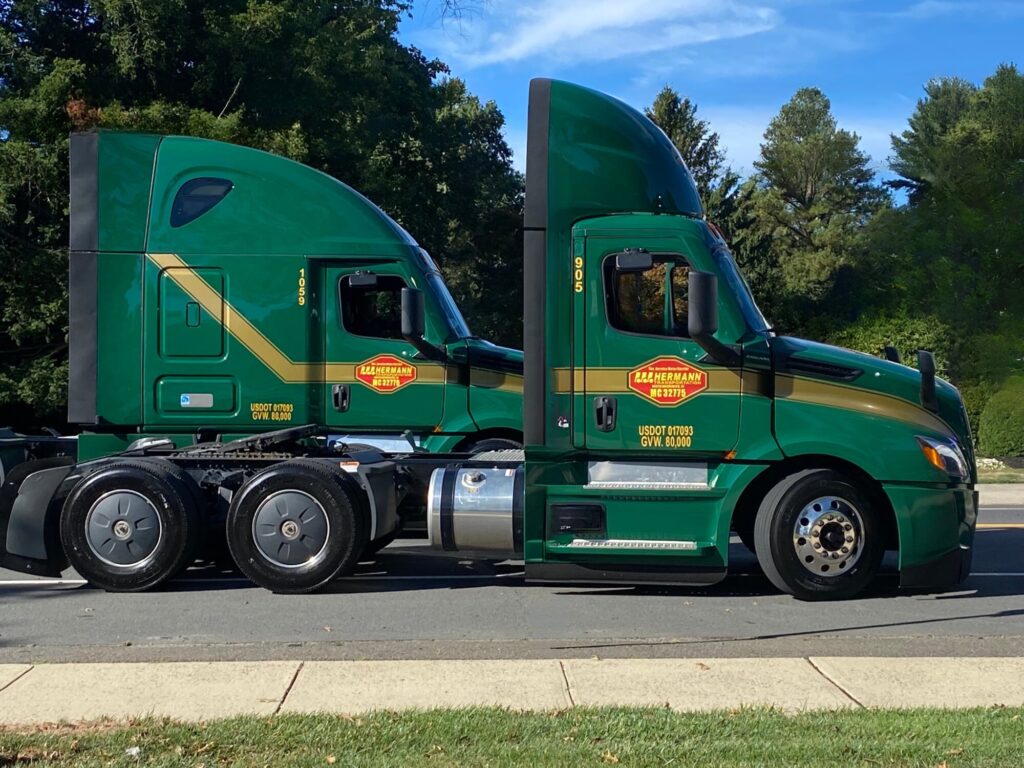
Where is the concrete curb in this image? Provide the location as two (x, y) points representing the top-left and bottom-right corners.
(2, 658), (1023, 725)
(978, 483), (1024, 506)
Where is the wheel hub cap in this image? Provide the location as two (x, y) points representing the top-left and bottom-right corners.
(252, 490), (330, 568)
(85, 490), (162, 567)
(793, 496), (864, 577)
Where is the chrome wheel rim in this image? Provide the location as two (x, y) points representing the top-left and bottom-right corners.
(85, 490), (163, 568)
(252, 490), (330, 569)
(792, 496), (864, 577)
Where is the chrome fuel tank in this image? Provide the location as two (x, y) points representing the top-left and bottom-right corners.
(427, 465), (523, 553)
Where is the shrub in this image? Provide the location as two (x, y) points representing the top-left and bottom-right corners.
(827, 311), (954, 373)
(959, 379), (999, 446)
(979, 377), (1024, 457)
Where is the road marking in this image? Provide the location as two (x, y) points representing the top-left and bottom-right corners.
(977, 523), (1024, 529)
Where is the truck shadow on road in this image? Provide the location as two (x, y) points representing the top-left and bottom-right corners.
(4, 529), (1018, 600)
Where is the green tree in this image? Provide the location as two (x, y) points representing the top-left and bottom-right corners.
(750, 87), (888, 331)
(865, 64), (1024, 432)
(889, 77), (977, 202)
(0, 0), (522, 429)
(645, 87), (726, 205)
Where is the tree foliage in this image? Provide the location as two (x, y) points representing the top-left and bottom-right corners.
(747, 88), (888, 329)
(867, 65), (1024, 393)
(0, 0), (522, 429)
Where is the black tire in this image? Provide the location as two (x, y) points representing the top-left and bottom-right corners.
(59, 459), (202, 592)
(226, 460), (367, 593)
(753, 469), (884, 601)
(462, 437), (522, 454)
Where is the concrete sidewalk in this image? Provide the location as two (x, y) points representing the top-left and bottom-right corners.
(1, 657), (1023, 724)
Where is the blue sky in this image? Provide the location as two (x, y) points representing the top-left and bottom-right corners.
(400, 0), (1023, 177)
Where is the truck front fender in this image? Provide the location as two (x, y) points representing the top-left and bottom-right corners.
(0, 458), (75, 576)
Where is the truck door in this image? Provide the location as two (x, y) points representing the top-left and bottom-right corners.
(579, 234), (741, 453)
(322, 264), (445, 430)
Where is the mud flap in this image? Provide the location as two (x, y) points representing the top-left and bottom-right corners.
(0, 458), (75, 576)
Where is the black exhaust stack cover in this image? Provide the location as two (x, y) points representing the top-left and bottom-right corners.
(67, 132), (99, 424)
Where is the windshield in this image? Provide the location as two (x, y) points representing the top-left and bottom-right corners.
(712, 245), (771, 334)
(425, 272), (472, 341)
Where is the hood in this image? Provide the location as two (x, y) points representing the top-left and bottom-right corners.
(465, 338), (524, 376)
(773, 336), (973, 457)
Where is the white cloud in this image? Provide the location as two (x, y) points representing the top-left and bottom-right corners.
(884, 0), (1024, 19)
(421, 0), (779, 68)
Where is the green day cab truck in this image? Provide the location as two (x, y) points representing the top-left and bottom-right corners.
(0, 79), (977, 600)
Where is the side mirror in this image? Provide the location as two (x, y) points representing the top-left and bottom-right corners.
(400, 287), (425, 340)
(615, 249), (654, 273)
(401, 287), (446, 362)
(687, 271), (740, 367)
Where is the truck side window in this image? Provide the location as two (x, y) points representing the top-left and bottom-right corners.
(605, 256), (689, 337)
(170, 178), (233, 227)
(339, 275), (406, 340)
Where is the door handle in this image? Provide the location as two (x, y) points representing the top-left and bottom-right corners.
(594, 396), (617, 432)
(331, 384), (350, 412)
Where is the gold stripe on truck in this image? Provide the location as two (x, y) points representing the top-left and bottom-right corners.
(552, 364), (949, 433)
(775, 374), (951, 434)
(551, 367), (746, 394)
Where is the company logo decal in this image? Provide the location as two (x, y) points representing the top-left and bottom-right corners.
(627, 357), (708, 406)
(355, 354), (418, 393)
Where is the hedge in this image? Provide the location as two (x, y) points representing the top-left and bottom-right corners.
(979, 377), (1024, 457)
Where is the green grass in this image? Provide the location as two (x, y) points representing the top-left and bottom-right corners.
(977, 464), (1024, 483)
(1, 707), (1022, 767)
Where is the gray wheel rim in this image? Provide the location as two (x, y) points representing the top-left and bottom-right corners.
(252, 490), (330, 569)
(792, 496), (865, 577)
(85, 490), (163, 568)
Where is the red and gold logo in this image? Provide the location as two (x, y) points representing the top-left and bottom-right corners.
(627, 357), (708, 406)
(355, 354), (417, 393)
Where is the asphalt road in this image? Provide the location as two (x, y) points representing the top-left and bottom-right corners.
(1, 507), (1021, 662)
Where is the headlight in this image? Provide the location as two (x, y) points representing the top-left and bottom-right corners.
(916, 436), (969, 480)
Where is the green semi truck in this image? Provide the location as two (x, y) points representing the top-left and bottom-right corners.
(0, 79), (977, 600)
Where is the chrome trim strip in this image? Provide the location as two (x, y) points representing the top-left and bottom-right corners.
(566, 538), (698, 551)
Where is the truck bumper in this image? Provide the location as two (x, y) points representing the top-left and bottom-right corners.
(884, 483), (978, 590)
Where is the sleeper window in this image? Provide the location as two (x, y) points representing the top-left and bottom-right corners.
(170, 177), (233, 227)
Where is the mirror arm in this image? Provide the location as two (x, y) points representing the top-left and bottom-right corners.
(691, 331), (741, 368)
(404, 332), (447, 363)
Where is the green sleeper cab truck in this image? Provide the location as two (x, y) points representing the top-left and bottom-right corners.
(68, 126), (524, 458)
(0, 78), (977, 600)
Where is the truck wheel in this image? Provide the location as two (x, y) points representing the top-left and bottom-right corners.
(753, 469), (884, 601)
(226, 461), (367, 593)
(462, 437), (522, 453)
(59, 460), (201, 592)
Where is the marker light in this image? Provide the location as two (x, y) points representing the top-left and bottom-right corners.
(916, 436), (969, 481)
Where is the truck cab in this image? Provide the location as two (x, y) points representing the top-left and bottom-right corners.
(66, 132), (522, 460)
(520, 79), (977, 599)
